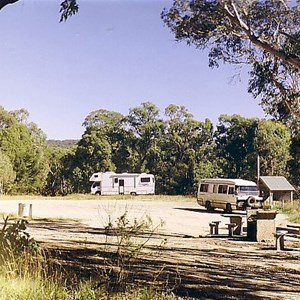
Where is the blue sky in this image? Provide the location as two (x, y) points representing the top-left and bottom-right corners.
(0, 0), (266, 140)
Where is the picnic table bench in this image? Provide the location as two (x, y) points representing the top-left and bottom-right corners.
(286, 224), (300, 234)
(209, 221), (221, 235)
(274, 230), (289, 250)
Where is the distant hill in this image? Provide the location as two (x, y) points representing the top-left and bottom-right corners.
(47, 139), (78, 149)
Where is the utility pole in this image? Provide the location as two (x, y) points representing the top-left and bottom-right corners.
(257, 155), (260, 186)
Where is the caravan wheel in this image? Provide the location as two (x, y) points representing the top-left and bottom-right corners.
(130, 192), (137, 196)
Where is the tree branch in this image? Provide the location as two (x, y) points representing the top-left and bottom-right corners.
(249, 34), (300, 70)
(270, 60), (300, 119)
(220, 1), (300, 70)
(0, 0), (19, 11)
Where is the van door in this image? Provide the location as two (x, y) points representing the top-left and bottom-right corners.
(118, 179), (125, 194)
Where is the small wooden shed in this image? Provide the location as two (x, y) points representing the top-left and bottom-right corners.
(258, 176), (295, 206)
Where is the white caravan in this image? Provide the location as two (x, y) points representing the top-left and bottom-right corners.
(197, 178), (263, 212)
(90, 172), (155, 195)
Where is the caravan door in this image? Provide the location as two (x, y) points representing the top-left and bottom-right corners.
(118, 179), (125, 194)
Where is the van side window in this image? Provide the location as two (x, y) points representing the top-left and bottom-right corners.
(141, 177), (150, 183)
(228, 187), (234, 194)
(218, 185), (228, 194)
(200, 184), (209, 192)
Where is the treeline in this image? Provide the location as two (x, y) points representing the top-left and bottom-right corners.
(0, 103), (297, 196)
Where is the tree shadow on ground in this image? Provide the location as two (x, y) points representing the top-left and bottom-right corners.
(24, 218), (300, 300)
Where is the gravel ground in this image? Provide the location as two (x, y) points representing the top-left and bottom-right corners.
(0, 197), (299, 299)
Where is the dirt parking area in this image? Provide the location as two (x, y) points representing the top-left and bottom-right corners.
(1, 197), (300, 299)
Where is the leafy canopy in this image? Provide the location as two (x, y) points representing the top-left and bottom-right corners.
(162, 0), (300, 121)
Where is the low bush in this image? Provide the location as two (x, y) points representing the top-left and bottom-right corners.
(102, 211), (166, 292)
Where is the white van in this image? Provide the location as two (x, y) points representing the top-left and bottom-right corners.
(197, 178), (263, 212)
(89, 172), (155, 195)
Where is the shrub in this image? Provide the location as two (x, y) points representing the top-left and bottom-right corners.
(0, 216), (39, 263)
(102, 211), (166, 292)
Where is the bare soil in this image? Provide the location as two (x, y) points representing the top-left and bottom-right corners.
(1, 198), (300, 299)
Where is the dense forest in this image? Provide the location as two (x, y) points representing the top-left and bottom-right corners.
(0, 102), (296, 196)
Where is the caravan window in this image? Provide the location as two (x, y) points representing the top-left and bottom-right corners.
(141, 177), (150, 183)
(218, 185), (228, 194)
(114, 178), (118, 184)
(200, 184), (209, 192)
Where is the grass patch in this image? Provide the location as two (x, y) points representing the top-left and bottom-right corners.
(0, 194), (196, 202)
(0, 212), (80, 224)
(0, 215), (177, 300)
(275, 200), (300, 223)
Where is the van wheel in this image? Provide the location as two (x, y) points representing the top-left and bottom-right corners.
(205, 201), (214, 211)
(225, 203), (232, 213)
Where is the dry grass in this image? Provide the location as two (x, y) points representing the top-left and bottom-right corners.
(275, 200), (300, 223)
(0, 194), (196, 202)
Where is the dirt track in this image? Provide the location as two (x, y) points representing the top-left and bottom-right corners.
(1, 198), (300, 299)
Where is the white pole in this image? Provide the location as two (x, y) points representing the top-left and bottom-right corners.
(257, 155), (260, 185)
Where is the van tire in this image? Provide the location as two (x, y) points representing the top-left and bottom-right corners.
(225, 203), (232, 213)
(205, 201), (214, 211)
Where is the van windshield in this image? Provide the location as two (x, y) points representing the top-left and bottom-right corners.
(92, 182), (101, 188)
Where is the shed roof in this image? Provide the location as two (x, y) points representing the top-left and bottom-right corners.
(259, 176), (295, 191)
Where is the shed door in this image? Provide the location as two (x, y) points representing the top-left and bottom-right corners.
(118, 179), (125, 194)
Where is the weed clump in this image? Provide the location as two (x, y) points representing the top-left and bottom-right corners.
(102, 211), (167, 292)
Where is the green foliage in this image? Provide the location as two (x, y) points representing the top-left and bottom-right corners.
(162, 0), (300, 120)
(254, 120), (291, 176)
(69, 128), (116, 193)
(215, 114), (259, 179)
(43, 147), (74, 196)
(60, 0), (79, 22)
(66, 103), (294, 195)
(125, 102), (165, 172)
(157, 105), (218, 194)
(0, 217), (39, 262)
(215, 115), (291, 180)
(83, 109), (124, 130)
(0, 103), (296, 196)
(0, 150), (15, 194)
(0, 107), (49, 194)
(289, 123), (300, 189)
